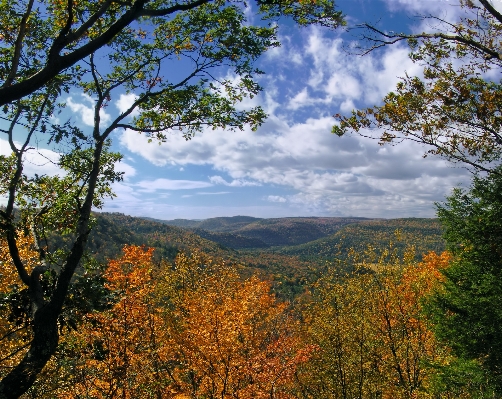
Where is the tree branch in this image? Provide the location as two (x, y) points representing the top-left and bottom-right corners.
(359, 24), (501, 60)
(3, 0), (35, 88)
(479, 0), (502, 25)
(0, 0), (212, 106)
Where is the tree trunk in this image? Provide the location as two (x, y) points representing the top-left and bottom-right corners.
(0, 304), (58, 398)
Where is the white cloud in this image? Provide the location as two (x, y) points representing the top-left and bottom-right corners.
(209, 175), (261, 187)
(119, 105), (469, 218)
(287, 88), (310, 110)
(0, 139), (61, 177)
(302, 27), (423, 107)
(133, 178), (213, 192)
(115, 93), (139, 117)
(114, 7), (473, 218)
(114, 161), (136, 181)
(267, 195), (287, 203)
(67, 94), (111, 127)
(382, 0), (461, 16)
(265, 32), (304, 66)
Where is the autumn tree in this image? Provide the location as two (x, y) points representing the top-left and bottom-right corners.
(160, 251), (313, 399)
(45, 245), (173, 398)
(333, 0), (502, 173)
(297, 247), (454, 399)
(0, 1), (345, 396)
(0, 233), (39, 377)
(35, 247), (311, 398)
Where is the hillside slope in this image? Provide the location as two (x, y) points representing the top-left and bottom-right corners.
(276, 218), (445, 261)
(72, 213), (446, 300)
(154, 216), (370, 248)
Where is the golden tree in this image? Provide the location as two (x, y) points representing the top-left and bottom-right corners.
(298, 248), (453, 399)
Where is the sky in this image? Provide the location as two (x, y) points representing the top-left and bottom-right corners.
(0, 0), (486, 220)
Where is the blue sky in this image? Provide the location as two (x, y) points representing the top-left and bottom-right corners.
(1, 0), (485, 220)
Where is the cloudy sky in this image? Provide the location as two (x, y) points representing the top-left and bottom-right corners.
(1, 0), (480, 220)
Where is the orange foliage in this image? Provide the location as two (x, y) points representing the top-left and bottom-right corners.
(0, 232), (38, 376)
(50, 246), (310, 398)
(58, 245), (173, 398)
(168, 270), (312, 398)
(371, 251), (451, 398)
(302, 250), (452, 399)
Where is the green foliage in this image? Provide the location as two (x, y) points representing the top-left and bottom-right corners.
(277, 218), (445, 261)
(426, 166), (502, 394)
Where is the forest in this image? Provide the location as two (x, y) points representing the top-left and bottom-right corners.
(1, 0), (502, 398)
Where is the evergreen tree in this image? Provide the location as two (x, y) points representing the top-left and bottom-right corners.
(429, 166), (502, 394)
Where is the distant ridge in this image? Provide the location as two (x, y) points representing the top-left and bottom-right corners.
(84, 212), (446, 300)
(146, 216), (372, 248)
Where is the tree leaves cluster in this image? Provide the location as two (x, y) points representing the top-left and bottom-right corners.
(17, 242), (471, 399)
(425, 165), (502, 396)
(334, 0), (502, 173)
(30, 246), (313, 398)
(296, 247), (453, 399)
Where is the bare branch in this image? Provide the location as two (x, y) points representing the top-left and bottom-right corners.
(359, 23), (501, 60)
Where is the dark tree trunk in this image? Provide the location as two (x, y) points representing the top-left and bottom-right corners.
(0, 305), (59, 399)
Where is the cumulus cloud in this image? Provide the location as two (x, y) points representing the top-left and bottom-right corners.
(119, 102), (468, 217)
(114, 8), (472, 218)
(181, 191), (231, 197)
(303, 28), (423, 107)
(67, 94), (111, 127)
(382, 0), (461, 16)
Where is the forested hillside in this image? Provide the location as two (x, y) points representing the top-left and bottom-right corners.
(155, 216), (369, 247)
(89, 213), (445, 269)
(276, 218), (445, 261)
(70, 213), (446, 300)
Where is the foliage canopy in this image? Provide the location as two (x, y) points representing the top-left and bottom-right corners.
(427, 166), (502, 394)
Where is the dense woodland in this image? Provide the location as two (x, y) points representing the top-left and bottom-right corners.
(2, 0), (502, 398)
(0, 210), (498, 398)
(0, 214), (461, 398)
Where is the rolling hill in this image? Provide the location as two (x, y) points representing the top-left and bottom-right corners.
(68, 213), (447, 300)
(275, 218), (445, 261)
(153, 216), (371, 248)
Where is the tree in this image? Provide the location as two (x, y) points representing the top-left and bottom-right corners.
(160, 251), (313, 399)
(333, 0), (502, 173)
(426, 166), (502, 394)
(0, 232), (39, 377)
(297, 247), (452, 399)
(0, 0), (343, 106)
(0, 1), (345, 396)
(53, 245), (173, 398)
(35, 248), (312, 398)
